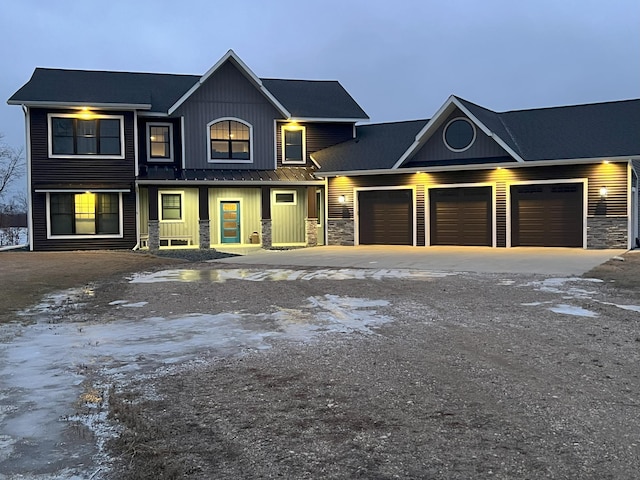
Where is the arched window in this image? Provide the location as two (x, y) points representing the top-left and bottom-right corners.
(208, 119), (251, 162)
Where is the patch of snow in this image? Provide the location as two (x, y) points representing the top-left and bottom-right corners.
(107, 300), (128, 306)
(548, 304), (598, 317)
(524, 277), (602, 298)
(120, 301), (148, 308)
(521, 301), (551, 306)
(597, 301), (640, 313)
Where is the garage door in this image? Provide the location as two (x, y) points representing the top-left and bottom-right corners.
(429, 186), (492, 246)
(511, 183), (583, 247)
(358, 189), (413, 245)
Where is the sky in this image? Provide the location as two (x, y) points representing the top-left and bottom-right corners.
(0, 0), (638, 196)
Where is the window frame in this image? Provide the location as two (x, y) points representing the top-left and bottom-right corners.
(47, 113), (125, 159)
(207, 117), (253, 164)
(442, 117), (476, 153)
(159, 191), (185, 222)
(45, 191), (124, 239)
(281, 125), (306, 164)
(146, 122), (174, 162)
(273, 189), (298, 205)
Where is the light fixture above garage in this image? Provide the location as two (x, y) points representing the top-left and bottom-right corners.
(338, 195), (346, 204)
(600, 186), (608, 199)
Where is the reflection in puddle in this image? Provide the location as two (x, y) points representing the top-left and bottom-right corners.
(129, 267), (453, 284)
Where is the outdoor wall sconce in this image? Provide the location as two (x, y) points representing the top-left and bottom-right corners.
(338, 195), (346, 204)
(599, 186), (608, 199)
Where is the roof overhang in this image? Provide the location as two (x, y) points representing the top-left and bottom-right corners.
(392, 95), (525, 168)
(7, 100), (152, 110)
(34, 188), (131, 193)
(287, 117), (369, 123)
(168, 49), (291, 117)
(316, 156), (638, 178)
(136, 179), (324, 186)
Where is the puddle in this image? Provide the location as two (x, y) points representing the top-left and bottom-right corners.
(0, 293), (391, 478)
(129, 267), (455, 284)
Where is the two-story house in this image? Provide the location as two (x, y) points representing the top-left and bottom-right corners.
(8, 50), (368, 251)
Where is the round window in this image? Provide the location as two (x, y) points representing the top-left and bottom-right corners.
(443, 118), (476, 152)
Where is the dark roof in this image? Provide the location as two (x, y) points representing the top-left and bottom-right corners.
(139, 166), (320, 183)
(499, 99), (640, 160)
(262, 79), (369, 119)
(8, 68), (368, 119)
(312, 119), (429, 172)
(8, 68), (200, 112)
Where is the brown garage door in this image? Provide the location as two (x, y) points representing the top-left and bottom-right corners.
(430, 186), (492, 246)
(511, 183), (583, 247)
(358, 189), (413, 245)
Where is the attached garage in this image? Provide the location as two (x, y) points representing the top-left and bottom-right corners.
(510, 182), (584, 247)
(357, 189), (413, 245)
(429, 186), (493, 246)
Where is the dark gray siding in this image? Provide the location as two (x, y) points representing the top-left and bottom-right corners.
(174, 60), (283, 170)
(137, 116), (182, 170)
(408, 108), (513, 166)
(328, 161), (628, 248)
(276, 122), (353, 167)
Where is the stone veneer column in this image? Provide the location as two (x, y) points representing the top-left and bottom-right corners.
(199, 220), (210, 249)
(327, 219), (354, 246)
(148, 220), (159, 250)
(306, 218), (318, 247)
(261, 219), (272, 249)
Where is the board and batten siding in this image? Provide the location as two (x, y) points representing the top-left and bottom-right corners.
(328, 161), (629, 248)
(137, 117), (182, 169)
(271, 187), (306, 244)
(174, 60), (283, 170)
(208, 188), (261, 245)
(276, 122), (354, 167)
(156, 188), (199, 245)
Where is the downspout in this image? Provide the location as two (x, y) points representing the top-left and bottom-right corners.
(133, 110), (140, 250)
(22, 105), (33, 251)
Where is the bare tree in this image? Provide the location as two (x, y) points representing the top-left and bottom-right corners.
(0, 133), (24, 200)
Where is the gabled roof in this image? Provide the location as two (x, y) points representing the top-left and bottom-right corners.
(313, 96), (640, 175)
(8, 50), (368, 121)
(312, 119), (428, 172)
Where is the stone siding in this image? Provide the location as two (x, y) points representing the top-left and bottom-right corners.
(261, 219), (272, 249)
(148, 220), (159, 250)
(198, 220), (210, 249)
(305, 219), (318, 247)
(587, 217), (628, 249)
(327, 219), (354, 246)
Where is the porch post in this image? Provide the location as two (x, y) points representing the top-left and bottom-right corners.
(261, 186), (272, 249)
(305, 186), (318, 247)
(148, 186), (159, 250)
(198, 186), (210, 249)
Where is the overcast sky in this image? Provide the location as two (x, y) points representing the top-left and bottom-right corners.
(1, 0), (638, 194)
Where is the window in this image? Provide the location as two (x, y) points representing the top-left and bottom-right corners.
(208, 119), (251, 162)
(147, 123), (173, 161)
(443, 117), (476, 152)
(282, 125), (306, 163)
(274, 190), (297, 205)
(49, 114), (124, 158)
(160, 193), (182, 221)
(49, 192), (121, 237)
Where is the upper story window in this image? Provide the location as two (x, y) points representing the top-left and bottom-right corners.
(208, 118), (252, 163)
(48, 113), (124, 159)
(282, 125), (306, 164)
(443, 117), (476, 152)
(147, 123), (173, 162)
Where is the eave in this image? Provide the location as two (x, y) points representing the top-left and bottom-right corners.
(136, 179), (324, 186)
(6, 100), (152, 110)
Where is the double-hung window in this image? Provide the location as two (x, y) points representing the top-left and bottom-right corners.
(48, 192), (121, 237)
(160, 192), (183, 221)
(208, 119), (251, 162)
(49, 114), (124, 158)
(281, 125), (306, 164)
(147, 123), (173, 161)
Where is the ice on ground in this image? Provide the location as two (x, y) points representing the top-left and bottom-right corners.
(0, 293), (392, 479)
(129, 267), (455, 284)
(523, 277), (603, 298)
(597, 302), (640, 313)
(548, 304), (598, 317)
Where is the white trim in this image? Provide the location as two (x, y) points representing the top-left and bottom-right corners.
(628, 162), (635, 250)
(288, 117), (369, 123)
(353, 185), (417, 246)
(168, 49), (290, 118)
(206, 117), (253, 164)
(45, 191), (124, 239)
(217, 198), (243, 244)
(136, 179), (323, 186)
(146, 122), (174, 162)
(35, 188), (130, 193)
(135, 183), (140, 250)
(24, 106), (34, 250)
(505, 178), (588, 249)
(281, 124), (306, 164)
(133, 110), (139, 181)
(47, 113), (125, 159)
(317, 156), (636, 178)
(273, 119), (278, 169)
(272, 189), (298, 205)
(158, 190), (185, 222)
(392, 95), (525, 169)
(442, 117), (476, 153)
(425, 182), (497, 247)
(8, 100), (151, 110)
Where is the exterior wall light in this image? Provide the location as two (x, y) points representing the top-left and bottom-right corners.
(599, 186), (608, 199)
(338, 195), (346, 204)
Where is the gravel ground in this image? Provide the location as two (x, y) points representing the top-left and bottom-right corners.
(87, 263), (640, 480)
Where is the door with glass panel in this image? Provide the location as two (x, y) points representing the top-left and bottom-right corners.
(220, 201), (240, 243)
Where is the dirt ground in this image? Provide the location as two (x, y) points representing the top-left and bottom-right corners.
(2, 249), (640, 479)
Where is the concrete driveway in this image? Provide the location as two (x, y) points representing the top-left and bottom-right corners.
(213, 245), (626, 275)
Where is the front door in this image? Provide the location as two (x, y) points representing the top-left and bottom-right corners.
(220, 201), (240, 243)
